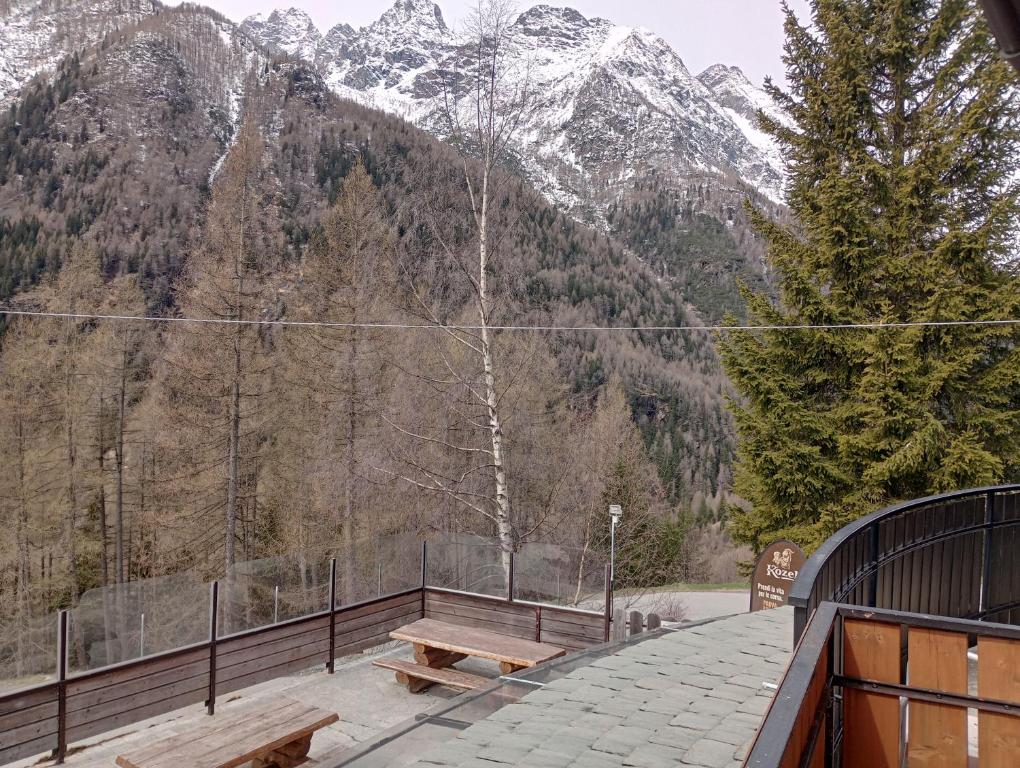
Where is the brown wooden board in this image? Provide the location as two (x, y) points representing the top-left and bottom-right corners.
(978, 635), (1020, 768)
(390, 618), (564, 667)
(842, 619), (901, 768)
(372, 658), (488, 691)
(0, 732), (59, 765)
(907, 628), (968, 767)
(114, 700), (338, 768)
(0, 685), (59, 756)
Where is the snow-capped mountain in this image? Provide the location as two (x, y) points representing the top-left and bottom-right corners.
(238, 8), (322, 62)
(0, 0), (157, 103)
(240, 2), (789, 207)
(0, 0), (788, 210)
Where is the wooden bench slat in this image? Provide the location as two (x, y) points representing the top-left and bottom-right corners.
(115, 701), (339, 768)
(390, 618), (564, 668)
(372, 659), (488, 690)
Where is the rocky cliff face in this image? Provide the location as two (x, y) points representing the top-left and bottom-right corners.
(236, 2), (789, 211)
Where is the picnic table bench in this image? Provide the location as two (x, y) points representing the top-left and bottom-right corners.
(373, 617), (565, 693)
(114, 701), (338, 768)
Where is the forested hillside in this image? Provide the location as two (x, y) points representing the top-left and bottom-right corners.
(0, 4), (735, 631)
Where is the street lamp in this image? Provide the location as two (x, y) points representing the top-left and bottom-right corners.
(609, 504), (623, 584)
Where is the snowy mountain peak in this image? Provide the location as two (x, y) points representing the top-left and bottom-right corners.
(373, 0), (447, 35)
(239, 7), (322, 60)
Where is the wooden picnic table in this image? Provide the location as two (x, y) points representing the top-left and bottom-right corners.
(374, 617), (565, 693)
(114, 700), (338, 768)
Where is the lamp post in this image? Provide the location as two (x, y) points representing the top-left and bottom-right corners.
(609, 504), (623, 585)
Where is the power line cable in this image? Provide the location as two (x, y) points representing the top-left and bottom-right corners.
(2, 308), (1020, 332)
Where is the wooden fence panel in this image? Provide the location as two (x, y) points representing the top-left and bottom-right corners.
(63, 646), (209, 744)
(424, 590), (537, 640)
(0, 684), (59, 764)
(537, 607), (604, 651)
(216, 614), (331, 697)
(843, 619), (900, 768)
(978, 636), (1020, 768)
(907, 628), (968, 767)
(333, 591), (423, 658)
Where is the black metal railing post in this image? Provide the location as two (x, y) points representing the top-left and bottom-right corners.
(980, 490), (995, 616)
(604, 563), (612, 643)
(421, 540), (427, 617)
(867, 523), (880, 607)
(54, 609), (68, 763)
(327, 557), (337, 674)
(507, 552), (515, 603)
(207, 581), (218, 716)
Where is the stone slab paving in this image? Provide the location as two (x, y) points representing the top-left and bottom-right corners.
(408, 607), (794, 768)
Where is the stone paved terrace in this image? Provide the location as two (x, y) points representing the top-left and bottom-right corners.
(405, 607), (794, 768)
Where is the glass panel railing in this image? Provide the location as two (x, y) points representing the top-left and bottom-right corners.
(219, 552), (331, 637)
(424, 533), (508, 598)
(68, 570), (209, 672)
(0, 612), (57, 693)
(513, 542), (607, 612)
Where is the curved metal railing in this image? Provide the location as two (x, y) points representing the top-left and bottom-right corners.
(789, 484), (1020, 640)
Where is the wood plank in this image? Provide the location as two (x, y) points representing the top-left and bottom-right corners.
(66, 657), (208, 714)
(66, 670), (208, 731)
(424, 596), (537, 630)
(0, 732), (59, 765)
(215, 614), (329, 656)
(115, 701), (338, 768)
(907, 628), (968, 767)
(65, 646), (209, 697)
(0, 684), (58, 717)
(978, 636), (1020, 768)
(842, 619), (901, 768)
(372, 659), (488, 691)
(0, 696), (58, 732)
(425, 608), (536, 640)
(334, 600), (427, 640)
(67, 686), (208, 743)
(391, 618), (564, 667)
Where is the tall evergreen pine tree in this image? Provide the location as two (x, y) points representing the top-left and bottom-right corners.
(720, 0), (1020, 551)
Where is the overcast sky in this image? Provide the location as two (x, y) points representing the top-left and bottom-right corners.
(175, 0), (812, 87)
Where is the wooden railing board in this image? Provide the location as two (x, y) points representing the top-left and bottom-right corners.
(65, 646), (209, 697)
(65, 657), (209, 714)
(907, 628), (968, 767)
(842, 618), (901, 768)
(977, 635), (1020, 768)
(66, 672), (209, 732)
(65, 685), (209, 744)
(0, 733), (59, 765)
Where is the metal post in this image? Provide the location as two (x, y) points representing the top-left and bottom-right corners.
(273, 585), (279, 624)
(327, 558), (336, 674)
(54, 610), (68, 763)
(139, 612), (145, 657)
(980, 491), (995, 616)
(535, 605), (542, 642)
(207, 581), (218, 716)
(867, 523), (880, 607)
(603, 564), (612, 643)
(507, 552), (515, 603)
(420, 540), (428, 617)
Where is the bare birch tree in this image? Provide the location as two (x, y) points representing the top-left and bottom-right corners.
(388, 0), (531, 578)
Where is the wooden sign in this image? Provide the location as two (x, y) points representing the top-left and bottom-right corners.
(750, 540), (806, 612)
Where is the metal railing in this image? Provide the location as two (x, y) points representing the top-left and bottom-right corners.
(789, 484), (1020, 641)
(746, 602), (1020, 767)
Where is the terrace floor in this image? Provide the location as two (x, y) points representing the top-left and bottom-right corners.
(397, 607), (794, 768)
